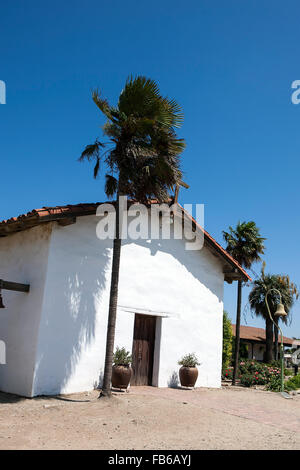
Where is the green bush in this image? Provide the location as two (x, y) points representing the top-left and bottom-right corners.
(267, 360), (281, 369)
(266, 374), (282, 392)
(231, 340), (248, 362)
(222, 311), (233, 369)
(285, 374), (300, 391)
(240, 374), (255, 387)
(266, 373), (300, 392)
(113, 347), (132, 366)
(178, 353), (200, 367)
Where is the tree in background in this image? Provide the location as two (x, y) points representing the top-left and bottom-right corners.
(223, 221), (265, 385)
(222, 311), (233, 370)
(231, 337), (249, 361)
(249, 262), (299, 362)
(80, 76), (185, 397)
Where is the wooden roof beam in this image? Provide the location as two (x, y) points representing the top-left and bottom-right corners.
(174, 180), (190, 204)
(0, 279), (30, 293)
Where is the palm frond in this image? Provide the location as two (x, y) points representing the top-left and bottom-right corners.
(93, 157), (100, 178)
(92, 90), (115, 121)
(79, 140), (105, 162)
(105, 174), (118, 198)
(118, 76), (184, 130)
(79, 140), (106, 178)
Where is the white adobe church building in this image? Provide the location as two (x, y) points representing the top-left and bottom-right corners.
(0, 201), (250, 397)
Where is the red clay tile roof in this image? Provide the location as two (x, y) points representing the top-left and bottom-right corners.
(232, 324), (295, 346)
(0, 201), (250, 281)
(0, 203), (104, 234)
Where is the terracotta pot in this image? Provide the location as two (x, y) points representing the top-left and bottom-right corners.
(112, 365), (132, 389)
(179, 366), (198, 387)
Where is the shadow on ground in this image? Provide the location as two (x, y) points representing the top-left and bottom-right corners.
(0, 391), (25, 404)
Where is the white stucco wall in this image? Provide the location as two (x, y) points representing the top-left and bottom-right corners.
(116, 236), (224, 388)
(32, 215), (113, 396)
(0, 211), (225, 397)
(32, 214), (224, 396)
(0, 224), (52, 396)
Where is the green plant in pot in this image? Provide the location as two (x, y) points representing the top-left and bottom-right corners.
(178, 353), (200, 388)
(111, 347), (132, 390)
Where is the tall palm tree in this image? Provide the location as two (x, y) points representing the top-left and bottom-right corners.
(223, 221), (265, 384)
(249, 264), (299, 362)
(79, 76), (185, 397)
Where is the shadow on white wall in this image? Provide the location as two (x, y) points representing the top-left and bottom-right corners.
(33, 243), (111, 395)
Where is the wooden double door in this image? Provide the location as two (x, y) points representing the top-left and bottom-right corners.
(131, 314), (156, 386)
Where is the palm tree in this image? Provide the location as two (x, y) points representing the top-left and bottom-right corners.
(79, 76), (185, 397)
(249, 263), (299, 362)
(223, 221), (265, 384)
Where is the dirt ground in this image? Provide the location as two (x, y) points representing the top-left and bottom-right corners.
(0, 385), (299, 450)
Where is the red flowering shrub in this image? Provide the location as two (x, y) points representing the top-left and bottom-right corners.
(222, 360), (281, 388)
(222, 367), (233, 380)
(238, 360), (281, 387)
(240, 373), (255, 387)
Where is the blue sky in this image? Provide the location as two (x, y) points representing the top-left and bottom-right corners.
(0, 1), (299, 337)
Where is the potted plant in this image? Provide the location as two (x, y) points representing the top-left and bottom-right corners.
(178, 353), (200, 388)
(111, 346), (132, 390)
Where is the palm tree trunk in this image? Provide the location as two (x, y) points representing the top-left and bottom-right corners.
(232, 280), (242, 385)
(265, 316), (274, 363)
(274, 317), (279, 361)
(100, 193), (122, 397)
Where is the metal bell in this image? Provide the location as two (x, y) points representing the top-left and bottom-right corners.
(274, 303), (287, 317)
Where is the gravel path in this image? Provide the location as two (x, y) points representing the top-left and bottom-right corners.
(0, 386), (299, 450)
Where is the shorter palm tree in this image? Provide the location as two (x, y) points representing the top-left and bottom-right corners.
(223, 221), (265, 384)
(249, 263), (299, 362)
